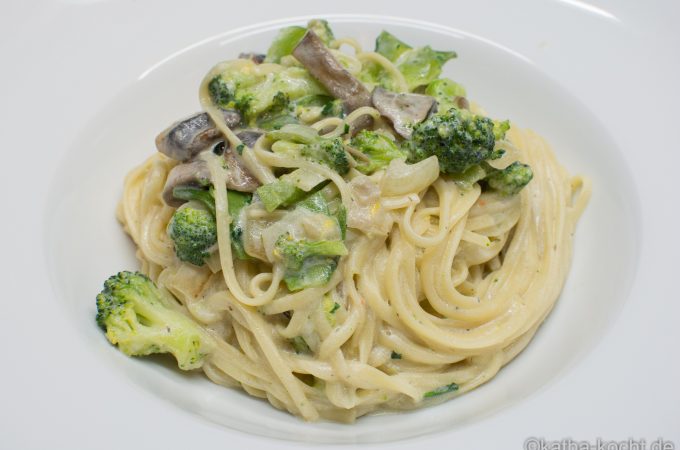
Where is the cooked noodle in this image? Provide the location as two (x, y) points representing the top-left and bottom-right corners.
(114, 30), (590, 423)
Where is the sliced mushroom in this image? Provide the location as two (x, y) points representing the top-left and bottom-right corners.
(238, 52), (265, 64)
(162, 141), (260, 207)
(162, 159), (212, 207)
(155, 109), (241, 162)
(292, 31), (372, 113)
(222, 142), (260, 192)
(236, 130), (264, 148)
(371, 87), (436, 138)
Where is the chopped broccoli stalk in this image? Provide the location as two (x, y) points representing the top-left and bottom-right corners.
(297, 191), (347, 239)
(404, 108), (504, 174)
(265, 26), (307, 63)
(168, 205), (217, 266)
(296, 190), (331, 215)
(350, 130), (408, 174)
(425, 78), (467, 112)
(375, 31), (457, 90)
(322, 294), (340, 325)
(172, 186), (216, 216)
(307, 19), (335, 45)
(484, 161), (533, 196)
(333, 203), (347, 240)
(301, 137), (350, 175)
(290, 336), (312, 354)
(450, 164), (488, 187)
(95, 271), (213, 370)
(390, 351), (402, 359)
(423, 383), (459, 398)
(227, 190), (252, 260)
(321, 99), (344, 117)
(274, 233), (348, 291)
(257, 180), (308, 212)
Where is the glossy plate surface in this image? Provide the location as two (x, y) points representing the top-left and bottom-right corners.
(1, 2), (678, 449)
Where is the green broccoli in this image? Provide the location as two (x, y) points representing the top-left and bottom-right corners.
(404, 108), (506, 174)
(265, 26), (307, 63)
(307, 19), (335, 45)
(95, 271), (214, 370)
(172, 186), (216, 215)
(423, 383), (459, 398)
(256, 180), (308, 212)
(168, 205), (217, 266)
(321, 98), (344, 118)
(227, 190), (252, 259)
(208, 76), (234, 107)
(425, 78), (467, 112)
(274, 233), (348, 291)
(289, 336), (312, 354)
(265, 19), (335, 64)
(350, 130), (408, 174)
(297, 190), (347, 239)
(484, 161), (533, 196)
(268, 124), (350, 175)
(256, 91), (298, 130)
(374, 31), (457, 90)
(301, 137), (350, 175)
(171, 186), (252, 260)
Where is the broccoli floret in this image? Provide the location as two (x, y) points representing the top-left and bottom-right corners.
(208, 76), (234, 107)
(301, 137), (350, 175)
(274, 233), (348, 291)
(168, 205), (217, 266)
(227, 190), (252, 259)
(172, 186), (252, 259)
(268, 124), (350, 175)
(257, 91), (298, 130)
(425, 78), (467, 112)
(484, 161), (533, 195)
(404, 108), (504, 174)
(350, 130), (408, 174)
(95, 271), (214, 370)
(321, 99), (344, 118)
(307, 19), (335, 45)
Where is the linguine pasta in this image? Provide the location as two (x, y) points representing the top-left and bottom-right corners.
(110, 22), (590, 422)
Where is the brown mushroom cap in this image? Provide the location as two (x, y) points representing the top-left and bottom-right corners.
(371, 87), (436, 138)
(155, 110), (241, 162)
(292, 31), (372, 113)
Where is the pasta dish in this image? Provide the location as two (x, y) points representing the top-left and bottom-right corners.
(95, 19), (591, 422)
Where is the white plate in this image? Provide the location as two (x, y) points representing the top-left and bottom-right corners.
(2, 2), (679, 449)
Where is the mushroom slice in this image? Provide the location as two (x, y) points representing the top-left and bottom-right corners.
(238, 52), (265, 64)
(162, 141), (260, 207)
(222, 142), (260, 192)
(371, 87), (436, 138)
(292, 31), (372, 113)
(236, 130), (264, 148)
(155, 109), (241, 162)
(162, 159), (212, 207)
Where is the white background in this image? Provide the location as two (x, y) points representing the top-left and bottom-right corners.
(1, 1), (678, 449)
